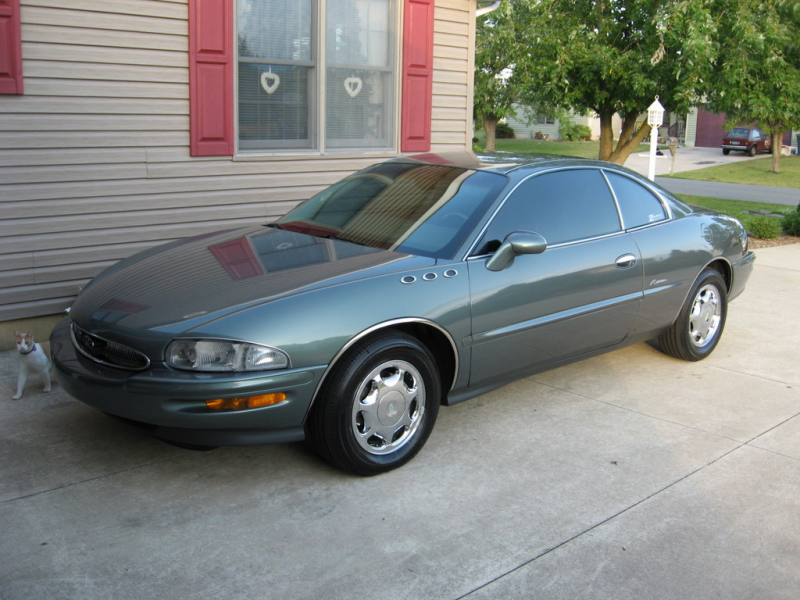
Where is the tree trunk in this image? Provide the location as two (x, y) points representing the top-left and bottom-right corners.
(608, 110), (652, 165)
(598, 110), (615, 161)
(770, 132), (782, 174)
(483, 117), (498, 151)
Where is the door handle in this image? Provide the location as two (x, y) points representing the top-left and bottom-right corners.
(615, 254), (637, 269)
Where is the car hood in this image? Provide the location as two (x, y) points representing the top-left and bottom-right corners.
(70, 226), (433, 332)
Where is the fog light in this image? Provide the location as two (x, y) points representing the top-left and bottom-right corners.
(206, 393), (287, 411)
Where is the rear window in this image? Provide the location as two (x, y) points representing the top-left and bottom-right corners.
(727, 128), (750, 139)
(604, 172), (667, 229)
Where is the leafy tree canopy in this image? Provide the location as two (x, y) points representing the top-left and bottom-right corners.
(507, 0), (720, 164)
(474, 2), (524, 150)
(706, 0), (800, 173)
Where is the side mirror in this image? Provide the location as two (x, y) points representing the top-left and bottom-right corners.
(486, 231), (547, 271)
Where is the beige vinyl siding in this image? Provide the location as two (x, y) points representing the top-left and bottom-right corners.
(431, 0), (473, 151)
(0, 0), (475, 322)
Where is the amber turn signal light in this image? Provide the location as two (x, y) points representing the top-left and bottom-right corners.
(205, 393), (287, 411)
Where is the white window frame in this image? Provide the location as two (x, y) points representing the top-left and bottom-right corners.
(234, 0), (402, 157)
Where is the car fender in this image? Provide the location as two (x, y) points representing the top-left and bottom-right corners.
(303, 316), (462, 420)
(183, 261), (471, 385)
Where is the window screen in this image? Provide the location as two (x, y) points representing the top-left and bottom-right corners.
(237, 0), (394, 152)
(238, 0), (314, 149)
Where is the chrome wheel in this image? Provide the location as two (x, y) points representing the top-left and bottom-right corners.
(689, 283), (722, 348)
(351, 360), (425, 455)
(307, 332), (440, 475)
(658, 269), (728, 362)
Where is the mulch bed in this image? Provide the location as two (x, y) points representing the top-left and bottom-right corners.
(748, 235), (800, 249)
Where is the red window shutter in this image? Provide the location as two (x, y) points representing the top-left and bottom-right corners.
(189, 0), (234, 156)
(0, 0), (23, 95)
(401, 0), (434, 152)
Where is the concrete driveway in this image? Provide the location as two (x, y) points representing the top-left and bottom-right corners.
(2, 245), (798, 600)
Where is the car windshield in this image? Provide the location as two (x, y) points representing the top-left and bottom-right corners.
(274, 161), (507, 259)
(727, 128), (750, 139)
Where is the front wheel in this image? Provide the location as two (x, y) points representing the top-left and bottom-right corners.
(658, 269), (728, 361)
(307, 332), (440, 475)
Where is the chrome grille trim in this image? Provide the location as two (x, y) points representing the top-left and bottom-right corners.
(71, 323), (151, 371)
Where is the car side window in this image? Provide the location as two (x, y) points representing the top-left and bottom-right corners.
(475, 169), (622, 254)
(604, 171), (667, 229)
(752, 130), (761, 141)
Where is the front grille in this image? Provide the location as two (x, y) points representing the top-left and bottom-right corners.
(71, 323), (151, 371)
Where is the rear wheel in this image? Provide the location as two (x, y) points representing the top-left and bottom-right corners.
(748, 145), (757, 157)
(722, 148), (730, 156)
(659, 269), (727, 361)
(307, 332), (440, 475)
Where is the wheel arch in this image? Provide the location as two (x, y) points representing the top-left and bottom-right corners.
(306, 319), (459, 421)
(705, 258), (732, 293)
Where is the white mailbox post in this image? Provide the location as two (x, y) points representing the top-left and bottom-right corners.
(647, 96), (665, 181)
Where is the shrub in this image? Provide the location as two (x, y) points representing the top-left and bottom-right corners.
(559, 120), (592, 141)
(496, 122), (515, 139)
(782, 204), (800, 236)
(747, 216), (783, 239)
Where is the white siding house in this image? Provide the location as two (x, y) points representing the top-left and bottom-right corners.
(0, 0), (477, 328)
(504, 107), (622, 142)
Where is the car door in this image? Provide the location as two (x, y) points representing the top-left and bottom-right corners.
(466, 168), (643, 387)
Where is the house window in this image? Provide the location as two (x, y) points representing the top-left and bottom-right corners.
(236, 0), (396, 152)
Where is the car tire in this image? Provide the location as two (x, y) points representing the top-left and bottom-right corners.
(658, 269), (728, 361)
(722, 148), (730, 155)
(748, 145), (757, 157)
(307, 332), (440, 475)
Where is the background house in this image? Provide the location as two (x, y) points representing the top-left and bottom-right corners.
(504, 108), (622, 142)
(0, 0), (478, 336)
(684, 107), (796, 149)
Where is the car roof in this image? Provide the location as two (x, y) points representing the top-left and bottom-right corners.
(396, 152), (641, 177)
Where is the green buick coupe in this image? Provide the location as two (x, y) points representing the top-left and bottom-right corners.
(52, 154), (756, 475)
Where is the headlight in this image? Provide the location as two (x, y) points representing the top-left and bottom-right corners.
(166, 339), (289, 372)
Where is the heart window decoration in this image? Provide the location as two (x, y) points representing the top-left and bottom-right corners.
(260, 71), (281, 95)
(344, 76), (363, 98)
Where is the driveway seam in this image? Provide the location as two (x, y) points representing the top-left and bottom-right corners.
(0, 454), (185, 506)
(455, 440), (749, 600)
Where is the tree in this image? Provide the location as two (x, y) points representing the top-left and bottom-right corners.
(706, 0), (800, 174)
(508, 0), (720, 164)
(474, 2), (522, 151)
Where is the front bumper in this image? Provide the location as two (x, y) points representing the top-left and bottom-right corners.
(729, 251), (756, 302)
(50, 318), (326, 446)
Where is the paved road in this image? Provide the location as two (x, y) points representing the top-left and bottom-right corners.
(655, 177), (800, 206)
(2, 245), (798, 600)
(623, 147), (799, 205)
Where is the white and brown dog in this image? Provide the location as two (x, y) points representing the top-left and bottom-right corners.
(13, 330), (52, 400)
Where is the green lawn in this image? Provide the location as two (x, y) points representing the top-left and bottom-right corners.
(666, 155), (800, 189)
(473, 137), (651, 160)
(675, 195), (793, 218)
(476, 136), (800, 189)
(675, 195), (795, 238)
